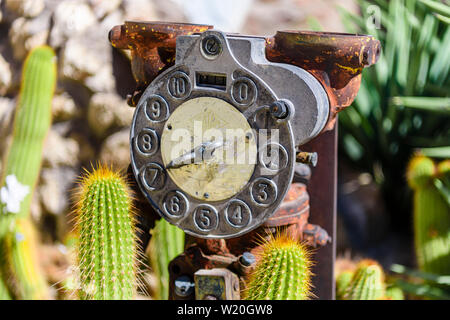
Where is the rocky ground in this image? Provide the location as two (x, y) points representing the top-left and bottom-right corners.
(0, 0), (356, 299)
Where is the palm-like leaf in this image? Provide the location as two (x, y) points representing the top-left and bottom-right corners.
(338, 0), (450, 225)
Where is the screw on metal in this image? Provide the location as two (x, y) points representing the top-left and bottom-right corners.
(174, 275), (195, 297)
(269, 100), (289, 119)
(202, 35), (222, 57)
(296, 151), (318, 167)
(239, 252), (256, 267)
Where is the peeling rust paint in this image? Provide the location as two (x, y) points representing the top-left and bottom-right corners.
(109, 23), (380, 124)
(265, 31), (380, 130)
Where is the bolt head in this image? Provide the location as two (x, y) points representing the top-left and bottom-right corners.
(174, 275), (195, 297)
(240, 252), (256, 267)
(202, 35), (222, 57)
(269, 100), (289, 119)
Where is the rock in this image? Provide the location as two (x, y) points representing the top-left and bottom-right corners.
(0, 54), (12, 95)
(5, 0), (44, 18)
(52, 93), (79, 122)
(87, 92), (134, 138)
(49, 1), (97, 48)
(59, 34), (103, 82)
(38, 167), (77, 216)
(42, 129), (80, 168)
(80, 9), (125, 92)
(9, 13), (51, 61)
(59, 14), (116, 90)
(84, 64), (115, 93)
(69, 131), (96, 164)
(30, 190), (42, 221)
(99, 128), (130, 170)
(122, 0), (159, 21)
(0, 97), (15, 151)
(89, 0), (121, 19)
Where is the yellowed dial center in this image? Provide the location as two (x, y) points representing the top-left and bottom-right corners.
(161, 97), (257, 201)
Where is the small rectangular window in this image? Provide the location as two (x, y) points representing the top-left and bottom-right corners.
(196, 72), (227, 91)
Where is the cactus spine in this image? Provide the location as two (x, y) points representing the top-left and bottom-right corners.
(407, 155), (450, 275)
(0, 46), (56, 299)
(76, 165), (137, 300)
(343, 259), (385, 300)
(244, 234), (312, 300)
(149, 219), (184, 300)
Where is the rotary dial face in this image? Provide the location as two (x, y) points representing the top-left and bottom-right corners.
(161, 97), (257, 202)
(130, 38), (296, 239)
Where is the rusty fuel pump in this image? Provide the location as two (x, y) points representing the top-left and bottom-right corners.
(109, 21), (380, 300)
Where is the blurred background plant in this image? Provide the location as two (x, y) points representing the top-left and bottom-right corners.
(148, 219), (184, 300)
(0, 45), (56, 299)
(336, 0), (449, 267)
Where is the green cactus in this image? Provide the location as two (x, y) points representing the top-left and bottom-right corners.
(149, 219), (184, 300)
(0, 46), (56, 299)
(76, 165), (138, 300)
(244, 234), (312, 300)
(0, 46), (56, 231)
(385, 286), (404, 300)
(4, 219), (48, 299)
(343, 259), (385, 300)
(0, 278), (10, 300)
(407, 155), (450, 275)
(336, 270), (354, 300)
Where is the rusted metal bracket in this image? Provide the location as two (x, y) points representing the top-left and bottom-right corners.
(110, 21), (380, 130)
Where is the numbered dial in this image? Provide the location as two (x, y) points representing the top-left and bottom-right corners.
(130, 31), (296, 239)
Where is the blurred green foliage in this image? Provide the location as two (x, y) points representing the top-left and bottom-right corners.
(338, 0), (450, 228)
(391, 264), (450, 299)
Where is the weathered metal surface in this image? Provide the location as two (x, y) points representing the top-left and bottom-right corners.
(265, 31), (380, 130)
(168, 182), (331, 300)
(109, 21), (212, 106)
(301, 124), (338, 299)
(129, 31), (310, 239)
(109, 23), (380, 122)
(111, 22), (377, 300)
(194, 268), (240, 300)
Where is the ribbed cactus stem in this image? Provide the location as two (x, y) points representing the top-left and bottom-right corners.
(385, 286), (404, 300)
(76, 166), (137, 300)
(0, 275), (11, 300)
(336, 270), (354, 300)
(245, 234), (312, 300)
(343, 259), (385, 300)
(0, 46), (55, 299)
(407, 155), (450, 275)
(0, 46), (56, 228)
(4, 219), (48, 299)
(149, 219), (184, 300)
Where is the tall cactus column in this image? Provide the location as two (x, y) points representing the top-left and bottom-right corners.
(75, 166), (138, 300)
(0, 46), (56, 227)
(149, 219), (184, 300)
(342, 259), (385, 300)
(0, 46), (56, 299)
(244, 234), (312, 300)
(407, 155), (450, 275)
